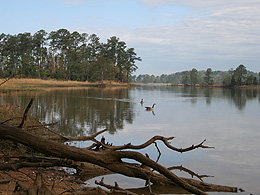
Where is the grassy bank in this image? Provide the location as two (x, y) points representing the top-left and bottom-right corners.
(0, 78), (133, 92)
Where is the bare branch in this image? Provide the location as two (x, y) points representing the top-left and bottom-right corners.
(161, 138), (214, 153)
(96, 136), (213, 154)
(95, 177), (138, 195)
(43, 129), (108, 142)
(97, 135), (174, 150)
(0, 117), (22, 125)
(18, 98), (34, 128)
(154, 142), (161, 163)
(168, 165), (214, 181)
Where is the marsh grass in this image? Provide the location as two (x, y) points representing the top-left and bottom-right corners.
(0, 78), (129, 91)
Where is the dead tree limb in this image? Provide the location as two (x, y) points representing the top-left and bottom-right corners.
(154, 142), (161, 162)
(0, 124), (238, 195)
(0, 117), (22, 125)
(43, 128), (108, 141)
(84, 135), (213, 154)
(0, 155), (78, 171)
(37, 128), (212, 155)
(0, 159), (74, 172)
(161, 138), (215, 153)
(18, 98), (34, 128)
(95, 177), (138, 195)
(168, 165), (214, 182)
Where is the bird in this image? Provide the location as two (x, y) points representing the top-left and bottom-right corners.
(145, 103), (156, 111)
(140, 99), (144, 104)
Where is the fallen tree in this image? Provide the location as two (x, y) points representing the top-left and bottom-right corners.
(0, 99), (239, 194)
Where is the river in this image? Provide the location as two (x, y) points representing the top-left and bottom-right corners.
(1, 85), (260, 194)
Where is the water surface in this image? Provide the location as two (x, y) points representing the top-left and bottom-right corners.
(1, 85), (260, 194)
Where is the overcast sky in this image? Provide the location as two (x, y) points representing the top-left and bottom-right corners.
(1, 0), (260, 75)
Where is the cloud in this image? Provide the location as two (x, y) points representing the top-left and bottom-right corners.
(75, 0), (260, 73)
(140, 1), (260, 65)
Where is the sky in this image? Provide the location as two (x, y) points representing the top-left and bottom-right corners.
(1, 0), (260, 75)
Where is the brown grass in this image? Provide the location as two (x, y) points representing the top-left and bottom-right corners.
(1, 78), (90, 87)
(0, 78), (129, 91)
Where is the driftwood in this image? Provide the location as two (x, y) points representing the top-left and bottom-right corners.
(17, 98), (34, 128)
(0, 123), (238, 195)
(0, 156), (76, 171)
(0, 98), (239, 194)
(95, 177), (138, 195)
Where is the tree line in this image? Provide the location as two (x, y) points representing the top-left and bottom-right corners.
(0, 29), (141, 82)
(131, 65), (260, 87)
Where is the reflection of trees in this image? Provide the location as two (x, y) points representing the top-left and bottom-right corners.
(175, 86), (259, 109)
(1, 86), (260, 136)
(230, 89), (247, 110)
(203, 88), (213, 105)
(222, 88), (259, 110)
(0, 88), (135, 136)
(137, 85), (260, 109)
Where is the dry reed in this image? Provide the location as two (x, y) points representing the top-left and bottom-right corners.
(0, 78), (128, 91)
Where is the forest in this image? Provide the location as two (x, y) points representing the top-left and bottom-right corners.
(0, 29), (141, 82)
(131, 65), (260, 87)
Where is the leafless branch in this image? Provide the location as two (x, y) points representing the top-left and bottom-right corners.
(168, 165), (214, 181)
(95, 177), (138, 195)
(18, 98), (34, 128)
(0, 117), (22, 125)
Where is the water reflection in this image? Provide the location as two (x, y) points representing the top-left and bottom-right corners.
(1, 86), (260, 136)
(222, 88), (259, 110)
(0, 88), (135, 136)
(137, 85), (260, 110)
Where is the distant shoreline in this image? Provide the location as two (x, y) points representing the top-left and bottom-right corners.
(135, 82), (260, 88)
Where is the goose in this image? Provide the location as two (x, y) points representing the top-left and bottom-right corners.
(145, 103), (156, 111)
(140, 99), (144, 104)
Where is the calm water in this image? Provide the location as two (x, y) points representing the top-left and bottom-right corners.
(1, 85), (260, 194)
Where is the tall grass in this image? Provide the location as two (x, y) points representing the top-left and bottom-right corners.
(0, 78), (128, 91)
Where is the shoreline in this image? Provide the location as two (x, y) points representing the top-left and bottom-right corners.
(136, 82), (260, 88)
